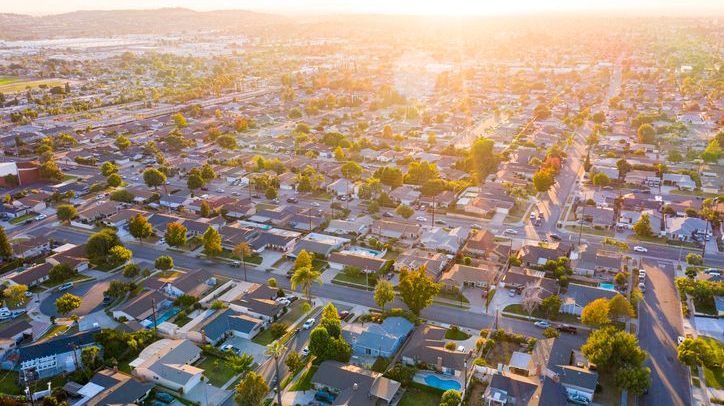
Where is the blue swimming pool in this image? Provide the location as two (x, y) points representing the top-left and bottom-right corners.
(144, 307), (179, 328)
(599, 283), (615, 290)
(423, 374), (462, 391)
(344, 246), (385, 258)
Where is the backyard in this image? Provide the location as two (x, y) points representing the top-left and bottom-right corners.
(398, 383), (443, 406)
(0, 370), (22, 395)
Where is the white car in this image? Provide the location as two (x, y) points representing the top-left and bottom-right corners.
(638, 270), (646, 279)
(534, 320), (551, 328)
(311, 202), (320, 207)
(301, 347), (310, 357)
(415, 216), (427, 222)
(633, 246), (648, 253)
(275, 297), (291, 306)
(471, 224), (482, 230)
(34, 214), (47, 221)
(302, 318), (316, 330)
(504, 229), (518, 235)
(677, 336), (686, 345)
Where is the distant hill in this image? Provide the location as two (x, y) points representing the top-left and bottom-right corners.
(0, 8), (288, 40)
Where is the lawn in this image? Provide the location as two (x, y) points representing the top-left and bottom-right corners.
(0, 370), (22, 395)
(9, 213), (35, 225)
(312, 259), (328, 273)
(4, 295), (30, 309)
(290, 365), (318, 391)
(196, 355), (238, 387)
(437, 288), (470, 304)
(503, 304), (580, 324)
(445, 328), (471, 340)
(42, 273), (92, 288)
(398, 383), (442, 406)
(485, 340), (520, 366)
(253, 300), (311, 345)
(220, 249), (263, 264)
(38, 324), (70, 342)
(701, 337), (724, 389)
(332, 270), (377, 289)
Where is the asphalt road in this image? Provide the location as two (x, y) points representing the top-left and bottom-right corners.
(638, 258), (690, 406)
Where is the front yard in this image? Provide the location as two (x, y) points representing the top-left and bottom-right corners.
(701, 337), (724, 389)
(196, 354), (237, 387)
(252, 299), (311, 346)
(289, 364), (318, 391)
(503, 303), (580, 324)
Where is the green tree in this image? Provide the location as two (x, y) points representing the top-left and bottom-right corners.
(81, 345), (100, 369)
(0, 226), (11, 259)
(285, 351), (305, 374)
(123, 263), (140, 279)
(40, 160), (64, 182)
(374, 280), (395, 311)
(686, 253), (703, 266)
(108, 245), (132, 266)
(581, 326), (648, 374)
(143, 168), (166, 190)
(56, 204), (77, 224)
(4, 284), (28, 305)
(701, 138), (721, 163)
(294, 249), (313, 270)
(637, 123), (655, 144)
(677, 337), (722, 369)
(439, 389), (462, 406)
(171, 112), (187, 128)
(539, 295), (562, 319)
(398, 266), (441, 316)
(200, 200), (212, 217)
(608, 294), (634, 321)
(395, 204), (414, 219)
(616, 159), (632, 180)
(633, 213), (653, 237)
(128, 213), (153, 243)
(86, 229), (122, 265)
(100, 161), (118, 177)
(581, 298), (610, 326)
(202, 227), (222, 257)
(264, 187), (278, 200)
(543, 327), (560, 338)
(266, 341), (285, 406)
(187, 173), (204, 191)
(106, 173), (122, 187)
(469, 137), (498, 184)
(56, 293), (81, 315)
(155, 255), (174, 271)
(165, 222), (187, 247)
(533, 169), (555, 192)
(217, 134), (237, 149)
(234, 371), (268, 406)
(615, 365), (652, 395)
(592, 172), (610, 187)
(200, 164), (216, 181)
(291, 266), (322, 302)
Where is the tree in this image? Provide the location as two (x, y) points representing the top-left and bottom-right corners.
(533, 169), (556, 192)
(608, 294), (634, 321)
(100, 161), (118, 177)
(233, 242), (253, 281)
(234, 371), (268, 406)
(592, 172), (610, 187)
(581, 298), (610, 326)
(264, 187), (278, 200)
(86, 229), (122, 265)
(56, 293), (81, 315)
(285, 351), (305, 374)
(108, 245), (133, 266)
(582, 327), (647, 371)
(199, 200), (212, 217)
(49, 263), (74, 282)
(187, 173), (204, 191)
(202, 227), (222, 257)
(56, 204), (77, 224)
(128, 213), (152, 243)
(374, 280), (395, 311)
(686, 253), (703, 266)
(115, 135), (131, 151)
(40, 160), (64, 182)
(4, 284), (27, 305)
(633, 213), (653, 237)
(439, 390), (462, 406)
(106, 173), (122, 187)
(165, 222), (187, 247)
(616, 159), (632, 180)
(123, 263), (140, 279)
(106, 280), (129, 298)
(398, 266), (441, 316)
(637, 123), (655, 144)
(469, 137), (498, 184)
(543, 327), (560, 338)
(677, 337), (722, 369)
(143, 168), (166, 190)
(171, 112), (187, 128)
(592, 111), (606, 124)
(265, 341), (285, 406)
(200, 164), (216, 181)
(291, 266), (322, 302)
(539, 295), (562, 319)
(395, 204), (414, 219)
(217, 134), (237, 149)
(155, 255), (174, 271)
(334, 146), (345, 161)
(81, 345), (100, 370)
(294, 250), (313, 270)
(0, 226), (11, 260)
(615, 365), (652, 395)
(701, 138), (721, 163)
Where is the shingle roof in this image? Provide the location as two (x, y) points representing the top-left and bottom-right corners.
(18, 329), (98, 362)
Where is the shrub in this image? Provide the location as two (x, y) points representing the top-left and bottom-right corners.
(445, 341), (457, 350)
(269, 322), (288, 339)
(383, 364), (416, 386)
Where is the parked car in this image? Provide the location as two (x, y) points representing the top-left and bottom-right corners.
(155, 393), (175, 404)
(504, 229), (518, 235)
(58, 282), (73, 292)
(24, 291), (33, 298)
(556, 324), (577, 334)
(633, 246), (648, 253)
(383, 211), (394, 218)
(287, 197), (299, 203)
(638, 270), (646, 279)
(302, 318), (316, 330)
(221, 344), (240, 354)
(471, 224), (482, 230)
(311, 202), (320, 207)
(102, 296), (112, 304)
(34, 214), (47, 221)
(548, 233), (562, 241)
(534, 320), (551, 328)
(638, 282), (646, 292)
(230, 261), (241, 268)
(301, 347), (310, 357)
(415, 216), (427, 222)
(275, 297), (291, 306)
(314, 389), (336, 403)
(434, 219), (446, 225)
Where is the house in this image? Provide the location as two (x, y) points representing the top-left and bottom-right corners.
(148, 214), (182, 235)
(342, 316), (414, 358)
(130, 339), (203, 394)
(0, 320), (33, 359)
(517, 244), (571, 267)
(187, 308), (263, 343)
(575, 248), (622, 276)
(463, 230), (496, 258)
(401, 324), (470, 377)
(666, 216), (709, 241)
(311, 360), (403, 406)
(162, 269), (214, 298)
(389, 185), (420, 205)
(76, 201), (120, 223)
(663, 173), (696, 190)
(46, 244), (89, 273)
(394, 248), (449, 278)
(575, 206), (615, 228)
(325, 217), (372, 236)
(229, 283), (284, 323)
(560, 284), (618, 315)
(440, 262), (500, 290)
(484, 373), (540, 405)
(112, 290), (171, 323)
(103, 208), (147, 228)
(502, 267), (559, 298)
(9, 262), (52, 287)
(247, 228), (300, 253)
(530, 337), (599, 403)
(70, 369), (153, 406)
(11, 235), (51, 258)
(328, 252), (388, 274)
(18, 329), (98, 379)
(419, 226), (467, 253)
(326, 178), (356, 197)
(370, 220), (421, 241)
(290, 233), (349, 258)
(159, 194), (187, 210)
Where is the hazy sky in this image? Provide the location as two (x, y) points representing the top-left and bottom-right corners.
(3, 0), (723, 16)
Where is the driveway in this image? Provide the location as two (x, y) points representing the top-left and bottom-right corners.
(486, 285), (521, 315)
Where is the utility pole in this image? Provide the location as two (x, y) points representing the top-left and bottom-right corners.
(151, 298), (158, 334)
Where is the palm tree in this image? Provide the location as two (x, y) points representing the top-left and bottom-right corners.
(233, 242), (253, 281)
(290, 266), (322, 303)
(265, 341), (285, 406)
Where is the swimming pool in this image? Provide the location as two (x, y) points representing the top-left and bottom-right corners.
(599, 283), (615, 290)
(143, 307), (179, 328)
(423, 374), (462, 391)
(343, 246), (386, 258)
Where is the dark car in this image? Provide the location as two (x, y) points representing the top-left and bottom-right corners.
(102, 296), (112, 305)
(287, 197), (299, 203)
(549, 233), (562, 241)
(314, 389), (336, 403)
(155, 393), (175, 404)
(556, 324), (577, 334)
